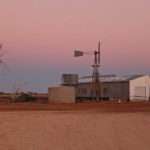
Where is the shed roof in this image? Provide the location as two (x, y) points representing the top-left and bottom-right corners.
(79, 74), (144, 83)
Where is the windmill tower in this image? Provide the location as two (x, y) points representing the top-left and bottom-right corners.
(91, 41), (101, 101)
(74, 41), (101, 101)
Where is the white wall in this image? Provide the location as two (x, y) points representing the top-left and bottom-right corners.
(129, 75), (150, 101)
(48, 86), (75, 103)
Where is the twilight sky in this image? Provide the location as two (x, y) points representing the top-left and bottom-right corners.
(0, 0), (150, 92)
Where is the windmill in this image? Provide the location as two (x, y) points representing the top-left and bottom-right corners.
(74, 41), (101, 101)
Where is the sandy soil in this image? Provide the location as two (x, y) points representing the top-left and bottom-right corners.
(0, 111), (150, 150)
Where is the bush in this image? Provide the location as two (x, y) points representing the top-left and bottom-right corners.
(15, 92), (36, 102)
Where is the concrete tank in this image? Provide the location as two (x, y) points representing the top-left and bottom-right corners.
(48, 86), (76, 103)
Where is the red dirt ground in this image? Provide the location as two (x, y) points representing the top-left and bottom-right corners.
(0, 101), (150, 112)
(0, 101), (150, 150)
(0, 109), (150, 150)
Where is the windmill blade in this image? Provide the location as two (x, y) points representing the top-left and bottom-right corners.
(98, 40), (101, 64)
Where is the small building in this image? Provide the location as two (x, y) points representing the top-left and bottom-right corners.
(76, 75), (150, 101)
(48, 86), (76, 103)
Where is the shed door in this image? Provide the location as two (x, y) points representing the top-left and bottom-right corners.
(134, 87), (146, 97)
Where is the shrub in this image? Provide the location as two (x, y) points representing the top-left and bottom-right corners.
(15, 92), (36, 102)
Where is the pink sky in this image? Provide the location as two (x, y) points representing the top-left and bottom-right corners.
(0, 0), (150, 91)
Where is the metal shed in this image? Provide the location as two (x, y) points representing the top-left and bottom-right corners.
(76, 75), (150, 101)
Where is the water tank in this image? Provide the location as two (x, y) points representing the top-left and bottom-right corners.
(62, 74), (79, 86)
